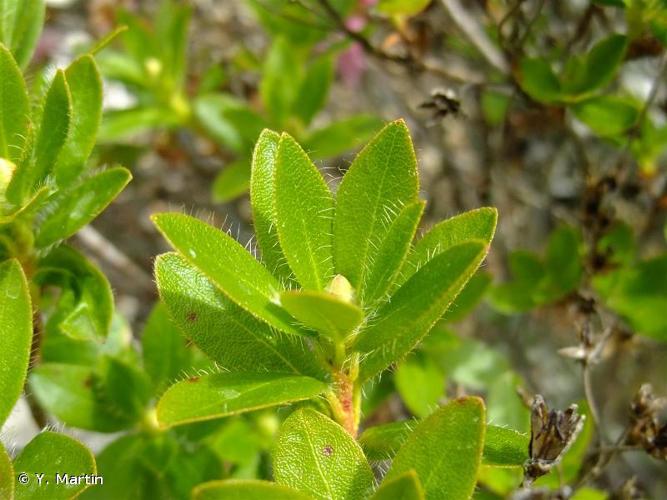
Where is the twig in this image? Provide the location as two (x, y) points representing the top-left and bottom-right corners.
(441, 0), (510, 74)
(75, 225), (154, 293)
(317, 0), (470, 84)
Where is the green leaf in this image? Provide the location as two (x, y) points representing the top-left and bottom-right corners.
(441, 272), (492, 323)
(594, 254), (667, 341)
(0, 434), (14, 500)
(562, 34), (627, 98)
(280, 289), (363, 342)
(378, 0), (430, 16)
(98, 107), (182, 142)
(212, 160), (251, 203)
(400, 207), (498, 286)
(260, 37), (300, 125)
(29, 363), (136, 432)
(275, 133), (335, 290)
(193, 480), (311, 500)
(155, 253), (326, 378)
(294, 55), (333, 126)
(0, 44), (29, 164)
(35, 245), (114, 341)
(0, 0), (45, 68)
(273, 408), (374, 500)
(141, 302), (195, 393)
(157, 373), (328, 428)
(54, 56), (103, 184)
(482, 426), (529, 468)
(0, 259), (31, 426)
(540, 226), (582, 300)
(194, 94), (266, 154)
(518, 58), (562, 103)
(334, 120), (419, 292)
(7, 70), (71, 203)
(152, 213), (300, 335)
(571, 96), (639, 137)
(250, 129), (291, 282)
(385, 397), (485, 500)
(13, 431), (96, 500)
(361, 200), (425, 306)
(359, 420), (412, 461)
(34, 167), (131, 248)
(355, 241), (489, 380)
(303, 115), (384, 160)
(395, 353), (444, 417)
(372, 470), (424, 500)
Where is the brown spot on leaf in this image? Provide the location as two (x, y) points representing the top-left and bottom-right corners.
(83, 376), (93, 388)
(186, 311), (198, 322)
(188, 376), (200, 383)
(322, 445), (334, 457)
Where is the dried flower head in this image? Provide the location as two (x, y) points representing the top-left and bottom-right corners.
(419, 88), (463, 122)
(523, 395), (585, 485)
(628, 384), (667, 461)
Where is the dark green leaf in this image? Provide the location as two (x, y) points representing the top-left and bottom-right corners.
(13, 431), (96, 500)
(0, 44), (29, 164)
(156, 373), (328, 428)
(355, 241), (489, 380)
(98, 107), (182, 142)
(562, 34), (627, 99)
(385, 397), (485, 500)
(0, 259), (31, 425)
(54, 56), (103, 184)
(518, 58), (562, 103)
(152, 213), (301, 335)
(275, 133), (335, 290)
(334, 120), (419, 292)
(193, 480), (311, 500)
(441, 272), (492, 323)
(273, 408), (374, 500)
(155, 253), (326, 378)
(372, 470), (424, 500)
(34, 167), (131, 248)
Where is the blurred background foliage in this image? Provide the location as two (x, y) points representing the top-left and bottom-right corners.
(3, 0), (667, 498)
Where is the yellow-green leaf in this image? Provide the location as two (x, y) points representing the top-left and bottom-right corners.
(385, 397), (486, 500)
(274, 133), (334, 291)
(157, 373), (328, 428)
(193, 480), (311, 500)
(0, 259), (31, 426)
(334, 120), (419, 290)
(280, 289), (363, 342)
(273, 408), (374, 500)
(372, 470), (424, 500)
(0, 44), (29, 164)
(0, 442), (13, 500)
(355, 241), (489, 380)
(13, 432), (96, 500)
(152, 212), (300, 335)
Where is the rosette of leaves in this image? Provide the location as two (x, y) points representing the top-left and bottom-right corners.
(150, 120), (531, 498)
(98, 0), (382, 202)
